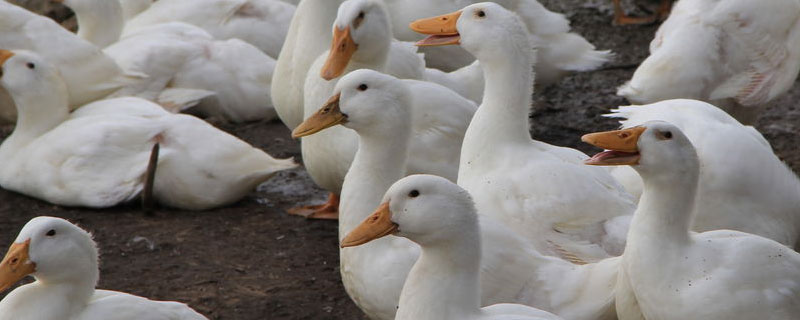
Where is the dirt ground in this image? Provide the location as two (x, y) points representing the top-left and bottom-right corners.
(1, 1), (799, 320)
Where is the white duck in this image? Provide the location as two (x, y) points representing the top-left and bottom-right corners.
(105, 22), (278, 122)
(0, 216), (207, 320)
(0, 49), (296, 210)
(411, 3), (635, 261)
(583, 121), (800, 320)
(617, 0), (800, 123)
(294, 70), (621, 320)
(119, 0), (154, 20)
(341, 175), (563, 320)
(291, 0), (484, 218)
(604, 99), (800, 248)
(0, 1), (129, 122)
(122, 0), (296, 59)
(389, 0), (612, 81)
(292, 69), (476, 217)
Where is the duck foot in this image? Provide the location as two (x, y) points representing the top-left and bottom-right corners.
(287, 193), (339, 220)
(612, 0), (672, 25)
(142, 143), (160, 216)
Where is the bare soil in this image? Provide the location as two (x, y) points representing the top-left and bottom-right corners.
(1, 1), (798, 319)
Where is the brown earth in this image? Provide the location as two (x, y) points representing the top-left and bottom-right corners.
(1, 1), (798, 320)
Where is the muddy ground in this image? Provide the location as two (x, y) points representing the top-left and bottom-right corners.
(1, 1), (798, 319)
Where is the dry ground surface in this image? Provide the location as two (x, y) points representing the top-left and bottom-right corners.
(1, 1), (798, 319)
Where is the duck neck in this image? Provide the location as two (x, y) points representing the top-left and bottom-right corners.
(339, 124), (410, 238)
(462, 45), (535, 163)
(628, 162), (699, 251)
(2, 82), (69, 151)
(33, 260), (99, 308)
(71, 0), (124, 48)
(398, 224), (482, 319)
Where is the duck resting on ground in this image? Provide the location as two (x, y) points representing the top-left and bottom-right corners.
(0, 49), (296, 210)
(341, 175), (564, 320)
(617, 0), (800, 124)
(0, 216), (208, 320)
(583, 121), (800, 320)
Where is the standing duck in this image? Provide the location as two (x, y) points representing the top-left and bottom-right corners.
(583, 122), (800, 320)
(0, 216), (207, 320)
(341, 175), (563, 320)
(411, 3), (635, 261)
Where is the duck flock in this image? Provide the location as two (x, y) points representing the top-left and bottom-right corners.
(0, 0), (799, 319)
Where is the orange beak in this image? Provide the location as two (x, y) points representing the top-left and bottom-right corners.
(0, 49), (14, 77)
(582, 126), (646, 166)
(292, 93), (347, 138)
(0, 239), (35, 293)
(320, 26), (358, 80)
(409, 11), (462, 46)
(340, 202), (398, 248)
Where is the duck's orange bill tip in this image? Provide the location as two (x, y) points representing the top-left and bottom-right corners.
(340, 202), (398, 248)
(291, 93), (345, 139)
(320, 26), (357, 81)
(0, 239), (35, 293)
(0, 50), (14, 67)
(582, 126), (646, 166)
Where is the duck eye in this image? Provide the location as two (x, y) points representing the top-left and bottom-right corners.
(358, 11), (365, 19)
(664, 131), (672, 139)
(26, 62), (35, 70)
(46, 229), (56, 236)
(357, 83), (368, 91)
(475, 10), (486, 18)
(408, 190), (420, 198)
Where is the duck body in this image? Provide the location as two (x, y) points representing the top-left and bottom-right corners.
(0, 50), (295, 210)
(607, 99), (800, 248)
(122, 0), (296, 59)
(583, 122), (800, 320)
(0, 1), (128, 121)
(105, 22), (278, 122)
(0, 217), (207, 320)
(618, 0), (800, 122)
(272, 0), (344, 130)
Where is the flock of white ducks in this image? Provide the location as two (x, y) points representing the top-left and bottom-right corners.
(0, 0), (799, 319)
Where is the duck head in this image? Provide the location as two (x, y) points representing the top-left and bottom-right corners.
(0, 217), (99, 293)
(582, 120), (699, 178)
(293, 69), (410, 138)
(0, 50), (67, 105)
(341, 174), (477, 247)
(321, 0), (393, 80)
(409, 2), (531, 62)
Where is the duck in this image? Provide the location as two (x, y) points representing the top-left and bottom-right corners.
(583, 121), (800, 320)
(611, 0), (673, 25)
(290, 0), (484, 218)
(341, 175), (563, 320)
(604, 99), (800, 248)
(293, 70), (621, 320)
(272, 0), (344, 131)
(386, 0), (612, 77)
(292, 69), (476, 217)
(122, 0), (296, 59)
(0, 1), (130, 122)
(410, 3), (635, 261)
(120, 0), (154, 20)
(0, 216), (208, 320)
(0, 49), (296, 210)
(105, 22), (279, 122)
(617, 0), (800, 124)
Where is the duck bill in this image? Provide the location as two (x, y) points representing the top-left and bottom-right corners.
(0, 49), (14, 77)
(0, 239), (35, 293)
(582, 126), (645, 166)
(320, 26), (358, 80)
(409, 11), (462, 47)
(341, 202), (399, 248)
(292, 93), (347, 138)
